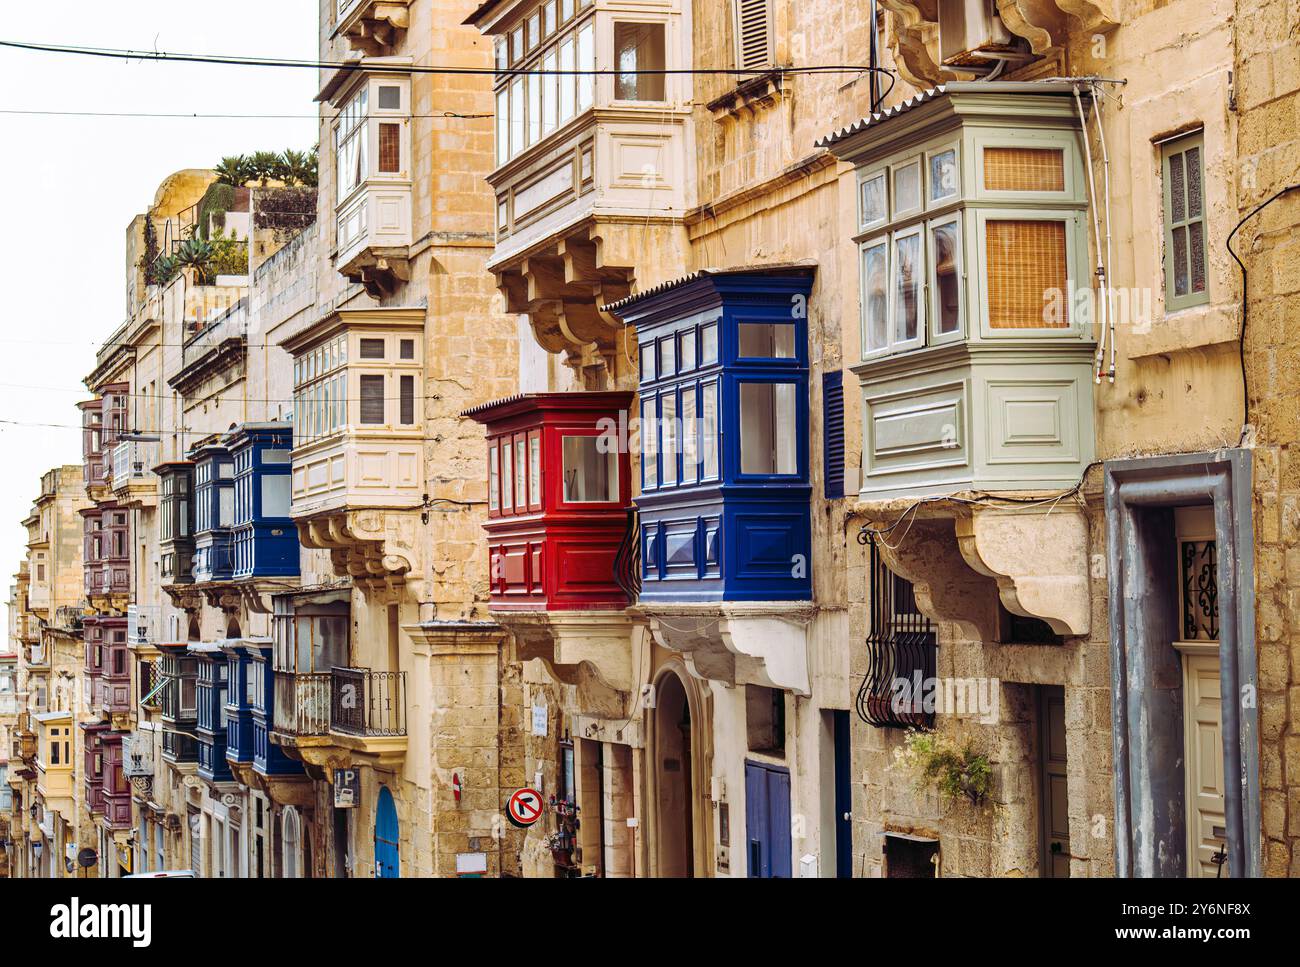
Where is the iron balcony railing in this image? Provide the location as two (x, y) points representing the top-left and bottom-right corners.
(856, 535), (938, 730)
(273, 672), (332, 736)
(330, 667), (407, 737)
(613, 506), (642, 602)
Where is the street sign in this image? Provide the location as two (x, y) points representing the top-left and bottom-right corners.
(334, 768), (360, 809)
(506, 787), (544, 828)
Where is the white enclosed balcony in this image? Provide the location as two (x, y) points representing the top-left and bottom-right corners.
(468, 0), (692, 364)
(322, 72), (414, 297)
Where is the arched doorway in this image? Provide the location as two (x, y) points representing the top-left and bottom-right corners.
(282, 806), (301, 879)
(654, 671), (695, 877)
(374, 785), (399, 878)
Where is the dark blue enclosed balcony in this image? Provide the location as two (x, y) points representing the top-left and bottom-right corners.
(228, 423), (298, 579)
(193, 647), (233, 784)
(613, 268), (815, 603)
(223, 647), (256, 767)
(247, 645), (302, 777)
(191, 440), (235, 583)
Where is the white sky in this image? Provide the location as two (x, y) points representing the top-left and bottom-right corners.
(0, 1), (318, 625)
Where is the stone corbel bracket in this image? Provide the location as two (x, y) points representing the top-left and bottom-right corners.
(873, 517), (1001, 643)
(297, 508), (419, 600)
(508, 611), (640, 720)
(955, 506), (1091, 637)
(646, 604), (815, 696)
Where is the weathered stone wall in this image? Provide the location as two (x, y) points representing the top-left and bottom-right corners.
(1235, 0), (1300, 877)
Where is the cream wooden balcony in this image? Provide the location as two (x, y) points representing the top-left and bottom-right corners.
(470, 0), (691, 373)
(284, 307), (425, 597)
(335, 180), (413, 297)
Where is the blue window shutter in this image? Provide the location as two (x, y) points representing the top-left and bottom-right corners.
(822, 369), (845, 499)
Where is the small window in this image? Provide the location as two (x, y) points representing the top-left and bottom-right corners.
(399, 375), (415, 425)
(377, 85), (401, 110)
(1162, 131), (1208, 311)
(985, 219), (1069, 329)
(984, 146), (1064, 192)
(745, 685), (785, 754)
(613, 23), (666, 102)
(488, 444), (499, 513)
(928, 148), (959, 203)
(528, 433), (541, 507)
(893, 159), (921, 216)
(679, 330), (696, 371)
(860, 171), (887, 228)
(399, 338), (415, 360)
(739, 382), (797, 475)
(891, 228), (923, 346)
(378, 123), (401, 173)
(930, 218), (962, 336)
(702, 381), (719, 480)
(861, 240), (888, 353)
(359, 338), (385, 360)
(681, 389), (698, 486)
(639, 343), (654, 383)
(737, 323), (796, 358)
(515, 438), (527, 507)
(501, 441), (514, 511)
(701, 323), (719, 365)
(360, 375), (386, 424)
(658, 338), (675, 377)
(661, 392), (678, 487)
(562, 436), (619, 502)
(641, 397), (658, 489)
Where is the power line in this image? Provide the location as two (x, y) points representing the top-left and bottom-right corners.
(0, 38), (892, 80)
(0, 108), (492, 120)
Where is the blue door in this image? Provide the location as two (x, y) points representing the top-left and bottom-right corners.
(745, 761), (792, 878)
(833, 710), (853, 877)
(374, 785), (399, 878)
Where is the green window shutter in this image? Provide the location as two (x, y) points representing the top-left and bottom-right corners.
(1162, 131), (1209, 312)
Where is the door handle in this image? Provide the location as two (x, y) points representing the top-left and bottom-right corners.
(842, 811), (852, 822)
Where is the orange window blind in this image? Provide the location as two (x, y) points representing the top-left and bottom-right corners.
(985, 219), (1069, 329)
(983, 147), (1065, 192)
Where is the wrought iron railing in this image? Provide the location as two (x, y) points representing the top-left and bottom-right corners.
(856, 536), (937, 730)
(273, 672), (332, 736)
(330, 667), (406, 737)
(613, 506), (642, 601)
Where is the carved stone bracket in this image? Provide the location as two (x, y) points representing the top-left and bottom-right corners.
(955, 506), (1091, 637)
(873, 517), (1001, 643)
(338, 1), (411, 56)
(162, 585), (204, 614)
(338, 246), (411, 299)
(506, 611), (641, 720)
(643, 603), (815, 696)
(298, 508), (421, 601)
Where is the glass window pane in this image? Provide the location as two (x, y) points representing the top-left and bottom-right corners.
(614, 23), (665, 101)
(529, 434), (541, 506)
(894, 160), (920, 214)
(560, 39), (576, 122)
(985, 219), (1069, 328)
(892, 232), (922, 343)
(661, 392), (678, 487)
(1172, 225), (1189, 296)
(679, 330), (696, 371)
(702, 381), (719, 480)
(1189, 220), (1206, 294)
(562, 436), (619, 502)
(1186, 146), (1202, 218)
(739, 382), (798, 475)
(701, 323), (718, 365)
(515, 438), (527, 507)
(488, 444), (499, 512)
(1169, 151), (1186, 222)
(542, 51), (557, 135)
(577, 24), (594, 110)
(359, 338), (385, 360)
(860, 172), (886, 227)
(862, 241), (888, 351)
(378, 123), (401, 173)
(641, 396), (658, 489)
(501, 440), (513, 511)
(527, 72), (540, 146)
(929, 149), (958, 202)
(737, 323), (796, 358)
(931, 220), (961, 335)
(681, 388), (697, 485)
(510, 78), (525, 157)
(658, 338), (675, 377)
(496, 89), (508, 165)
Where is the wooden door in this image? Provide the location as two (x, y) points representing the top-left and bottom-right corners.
(1038, 686), (1070, 877)
(1183, 651), (1226, 877)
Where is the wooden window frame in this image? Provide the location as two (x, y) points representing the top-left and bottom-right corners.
(1161, 130), (1210, 312)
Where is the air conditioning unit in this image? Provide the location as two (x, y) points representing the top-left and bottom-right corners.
(937, 0), (1023, 68)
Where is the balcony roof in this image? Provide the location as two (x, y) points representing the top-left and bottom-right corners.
(815, 80), (1084, 153)
(604, 262), (816, 317)
(461, 390), (635, 425)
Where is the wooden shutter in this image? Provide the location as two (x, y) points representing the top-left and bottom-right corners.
(822, 369), (845, 499)
(359, 375), (385, 424)
(735, 0), (773, 72)
(400, 374), (415, 425)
